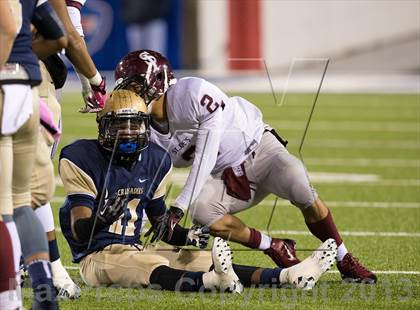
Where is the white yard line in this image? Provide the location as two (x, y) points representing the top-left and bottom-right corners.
(271, 120), (419, 132)
(263, 230), (420, 238)
(304, 158), (420, 168)
(259, 200), (420, 209)
(289, 139), (420, 150)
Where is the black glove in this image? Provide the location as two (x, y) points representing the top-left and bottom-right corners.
(145, 206), (184, 243)
(187, 225), (210, 249)
(97, 195), (129, 225)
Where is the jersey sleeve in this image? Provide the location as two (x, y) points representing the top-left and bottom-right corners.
(59, 145), (98, 209)
(173, 79), (228, 210)
(59, 158), (98, 198)
(145, 147), (172, 218)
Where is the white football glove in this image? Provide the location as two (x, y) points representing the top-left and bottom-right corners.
(187, 225), (210, 249)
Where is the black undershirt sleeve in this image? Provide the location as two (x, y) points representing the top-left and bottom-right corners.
(73, 216), (108, 242)
(164, 224), (189, 246)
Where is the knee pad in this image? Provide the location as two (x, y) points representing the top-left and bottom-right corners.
(13, 206), (48, 258)
(34, 203), (55, 233)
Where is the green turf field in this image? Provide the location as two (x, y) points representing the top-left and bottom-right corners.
(24, 92), (420, 309)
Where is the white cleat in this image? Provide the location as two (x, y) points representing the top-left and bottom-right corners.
(51, 260), (81, 299)
(281, 238), (337, 290)
(211, 237), (243, 294)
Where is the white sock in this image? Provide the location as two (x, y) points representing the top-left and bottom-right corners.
(88, 71), (102, 86)
(51, 259), (68, 278)
(279, 269), (288, 284)
(5, 221), (21, 273)
(258, 233), (272, 250)
(202, 271), (217, 289)
(336, 243), (348, 262)
(34, 203), (55, 233)
(0, 290), (21, 310)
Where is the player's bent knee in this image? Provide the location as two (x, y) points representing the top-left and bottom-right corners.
(289, 182), (317, 209)
(190, 203), (226, 227)
(31, 138), (55, 209)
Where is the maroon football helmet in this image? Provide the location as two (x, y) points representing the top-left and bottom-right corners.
(114, 50), (176, 105)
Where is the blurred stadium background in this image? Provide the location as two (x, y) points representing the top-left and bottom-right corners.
(65, 0), (420, 94)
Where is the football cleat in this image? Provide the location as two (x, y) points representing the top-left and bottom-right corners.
(211, 237), (243, 293)
(264, 238), (301, 268)
(281, 238), (337, 290)
(17, 263), (28, 288)
(51, 260), (81, 299)
(337, 253), (377, 284)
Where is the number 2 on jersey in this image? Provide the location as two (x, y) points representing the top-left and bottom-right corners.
(200, 94), (225, 113)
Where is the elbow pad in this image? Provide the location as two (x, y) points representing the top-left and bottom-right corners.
(42, 54), (68, 89)
(33, 2), (65, 40)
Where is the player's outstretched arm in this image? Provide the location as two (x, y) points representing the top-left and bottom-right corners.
(144, 197), (209, 248)
(48, 0), (96, 78)
(48, 0), (106, 112)
(146, 214), (210, 249)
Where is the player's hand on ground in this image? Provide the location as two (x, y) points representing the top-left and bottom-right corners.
(79, 77), (107, 113)
(97, 194), (128, 225)
(187, 225), (210, 249)
(145, 206), (184, 243)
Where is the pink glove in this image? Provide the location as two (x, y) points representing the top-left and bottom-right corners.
(39, 98), (61, 142)
(79, 77), (107, 113)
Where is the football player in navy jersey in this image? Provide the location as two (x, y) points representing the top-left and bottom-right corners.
(0, 0), (67, 309)
(58, 89), (337, 293)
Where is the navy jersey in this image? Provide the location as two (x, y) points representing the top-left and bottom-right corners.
(59, 140), (172, 263)
(7, 0), (64, 85)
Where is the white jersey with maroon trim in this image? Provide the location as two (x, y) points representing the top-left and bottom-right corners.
(150, 77), (265, 211)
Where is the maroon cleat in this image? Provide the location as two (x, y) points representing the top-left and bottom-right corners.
(264, 238), (300, 268)
(337, 253), (377, 284)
